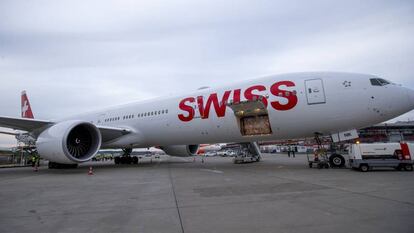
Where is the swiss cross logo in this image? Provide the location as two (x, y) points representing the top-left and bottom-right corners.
(22, 100), (29, 117)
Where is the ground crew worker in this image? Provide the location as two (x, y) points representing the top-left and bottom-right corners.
(31, 155), (37, 167)
(35, 154), (40, 167)
(31, 154), (40, 172)
(314, 149), (319, 162)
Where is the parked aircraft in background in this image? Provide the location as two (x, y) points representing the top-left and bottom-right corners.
(0, 72), (413, 168)
(0, 91), (36, 146)
(197, 144), (225, 155)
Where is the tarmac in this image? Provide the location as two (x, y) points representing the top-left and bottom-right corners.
(0, 153), (413, 233)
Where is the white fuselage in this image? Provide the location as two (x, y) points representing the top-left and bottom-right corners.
(60, 72), (414, 149)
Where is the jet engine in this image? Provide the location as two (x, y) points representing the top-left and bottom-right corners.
(36, 120), (102, 164)
(161, 145), (199, 157)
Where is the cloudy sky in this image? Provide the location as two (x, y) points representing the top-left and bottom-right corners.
(0, 0), (414, 146)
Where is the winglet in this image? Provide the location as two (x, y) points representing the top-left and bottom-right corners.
(21, 90), (34, 119)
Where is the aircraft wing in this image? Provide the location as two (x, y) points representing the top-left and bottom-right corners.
(0, 116), (52, 132)
(0, 116), (131, 143)
(97, 125), (132, 142)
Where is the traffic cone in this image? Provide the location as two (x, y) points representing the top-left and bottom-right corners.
(88, 166), (94, 175)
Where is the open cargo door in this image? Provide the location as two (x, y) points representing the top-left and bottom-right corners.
(227, 98), (272, 136)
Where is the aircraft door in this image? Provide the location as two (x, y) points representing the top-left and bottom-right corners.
(305, 79), (326, 105)
(97, 113), (106, 125)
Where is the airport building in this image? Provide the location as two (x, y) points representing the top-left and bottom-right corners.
(358, 121), (414, 143)
(0, 147), (31, 167)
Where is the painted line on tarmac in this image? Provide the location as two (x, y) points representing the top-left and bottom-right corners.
(200, 169), (224, 174)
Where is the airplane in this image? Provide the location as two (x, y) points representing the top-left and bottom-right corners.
(197, 144), (225, 155)
(0, 91), (36, 146)
(0, 72), (413, 169)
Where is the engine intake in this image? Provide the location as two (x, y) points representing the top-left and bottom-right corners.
(36, 121), (102, 164)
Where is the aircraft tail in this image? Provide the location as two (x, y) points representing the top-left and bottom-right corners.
(21, 90), (34, 119)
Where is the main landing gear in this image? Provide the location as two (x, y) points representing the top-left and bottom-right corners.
(114, 148), (139, 165)
(48, 162), (78, 169)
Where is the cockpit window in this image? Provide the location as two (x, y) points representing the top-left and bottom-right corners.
(377, 78), (390, 85)
(370, 79), (381, 86)
(370, 78), (390, 86)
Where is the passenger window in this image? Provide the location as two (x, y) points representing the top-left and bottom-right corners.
(166, 109), (168, 114)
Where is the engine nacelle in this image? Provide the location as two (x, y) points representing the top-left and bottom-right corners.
(36, 120), (102, 164)
(161, 145), (199, 157)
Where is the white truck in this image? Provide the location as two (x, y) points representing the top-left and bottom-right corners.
(348, 142), (413, 172)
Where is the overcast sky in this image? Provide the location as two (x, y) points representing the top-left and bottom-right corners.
(1, 0), (414, 147)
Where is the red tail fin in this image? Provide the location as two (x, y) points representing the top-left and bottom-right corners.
(21, 91), (34, 119)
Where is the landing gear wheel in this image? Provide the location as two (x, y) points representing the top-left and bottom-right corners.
(404, 164), (413, 171)
(329, 154), (345, 168)
(132, 156), (139, 164)
(126, 156), (132, 164)
(48, 162), (56, 169)
(360, 164), (369, 172)
(114, 157), (120, 165)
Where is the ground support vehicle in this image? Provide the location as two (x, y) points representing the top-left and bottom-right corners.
(307, 149), (330, 169)
(348, 143), (413, 172)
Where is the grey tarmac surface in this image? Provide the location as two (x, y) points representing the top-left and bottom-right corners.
(0, 153), (413, 233)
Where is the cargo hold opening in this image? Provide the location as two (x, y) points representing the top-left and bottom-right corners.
(227, 98), (273, 136)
